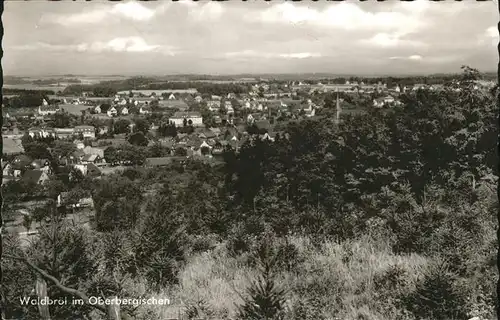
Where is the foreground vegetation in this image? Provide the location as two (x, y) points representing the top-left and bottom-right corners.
(2, 67), (498, 320)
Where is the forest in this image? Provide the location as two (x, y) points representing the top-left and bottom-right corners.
(2, 67), (498, 320)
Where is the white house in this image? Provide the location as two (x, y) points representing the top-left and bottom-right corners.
(107, 106), (117, 117)
(383, 95), (395, 104)
(168, 93), (176, 100)
(207, 101), (220, 112)
(226, 105), (235, 115)
(247, 114), (255, 123)
(120, 106), (129, 115)
(373, 99), (385, 108)
(194, 96), (203, 103)
(139, 106), (151, 114)
(94, 105), (102, 114)
(168, 112), (204, 127)
(38, 104), (59, 116)
(74, 125), (96, 139)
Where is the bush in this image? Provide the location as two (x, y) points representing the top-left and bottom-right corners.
(236, 242), (288, 320)
(401, 261), (469, 320)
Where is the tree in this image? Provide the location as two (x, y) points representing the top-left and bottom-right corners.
(51, 141), (77, 162)
(133, 118), (150, 134)
(92, 175), (143, 232)
(175, 147), (187, 157)
(158, 122), (177, 137)
(23, 142), (52, 160)
(114, 119), (131, 134)
(53, 111), (73, 128)
(128, 132), (149, 147)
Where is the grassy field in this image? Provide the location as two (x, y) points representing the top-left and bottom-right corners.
(3, 137), (24, 154)
(58, 104), (91, 115)
(3, 84), (67, 92)
(131, 235), (432, 320)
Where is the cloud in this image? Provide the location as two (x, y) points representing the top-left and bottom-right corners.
(189, 2), (224, 21)
(389, 55), (423, 61)
(256, 2), (427, 35)
(279, 52), (321, 59)
(10, 37), (176, 55)
(42, 1), (169, 26)
(362, 33), (425, 48)
(485, 26), (498, 46)
(224, 50), (321, 59)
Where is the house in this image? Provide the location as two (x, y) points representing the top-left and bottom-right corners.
(168, 93), (176, 100)
(86, 163), (101, 176)
(74, 140), (85, 149)
(71, 150), (86, 163)
(81, 154), (102, 165)
(193, 140), (212, 156)
(226, 105), (235, 115)
(169, 112), (204, 127)
(139, 106), (151, 114)
(194, 96), (203, 103)
(74, 125), (96, 139)
(373, 98), (384, 108)
(22, 170), (49, 185)
(383, 95), (395, 104)
(57, 192), (94, 209)
(107, 106), (118, 117)
(12, 155), (33, 177)
(55, 128), (75, 139)
(209, 127), (221, 136)
(3, 162), (13, 178)
(73, 164), (87, 175)
(94, 105), (102, 114)
(247, 114), (255, 124)
(207, 101), (220, 112)
(120, 106), (129, 115)
(38, 105), (59, 116)
(31, 159), (52, 174)
(211, 95), (222, 101)
(260, 132), (276, 142)
(198, 129), (217, 139)
(28, 127), (56, 138)
(83, 146), (105, 158)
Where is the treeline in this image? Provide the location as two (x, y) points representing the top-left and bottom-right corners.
(63, 78), (253, 97)
(3, 90), (53, 108)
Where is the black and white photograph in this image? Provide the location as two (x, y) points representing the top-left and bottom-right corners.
(1, 1), (499, 319)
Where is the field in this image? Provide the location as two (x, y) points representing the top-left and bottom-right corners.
(3, 137), (24, 154)
(3, 84), (68, 92)
(118, 89), (198, 95)
(58, 104), (91, 115)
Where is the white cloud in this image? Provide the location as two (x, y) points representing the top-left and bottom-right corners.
(362, 33), (425, 48)
(256, 2), (427, 35)
(11, 37), (176, 55)
(224, 50), (321, 59)
(389, 55), (423, 61)
(279, 52), (321, 59)
(111, 2), (156, 21)
(188, 2), (224, 21)
(486, 26), (497, 38)
(43, 1), (169, 26)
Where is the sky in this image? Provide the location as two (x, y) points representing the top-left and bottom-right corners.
(3, 0), (499, 76)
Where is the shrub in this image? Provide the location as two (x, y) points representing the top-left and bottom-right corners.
(401, 261), (469, 320)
